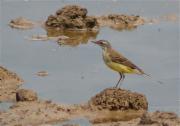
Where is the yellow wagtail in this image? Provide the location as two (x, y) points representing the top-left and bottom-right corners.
(92, 40), (160, 87)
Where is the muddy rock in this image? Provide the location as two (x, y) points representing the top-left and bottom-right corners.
(139, 111), (180, 126)
(97, 14), (144, 30)
(9, 17), (35, 29)
(0, 66), (23, 101)
(88, 88), (148, 111)
(45, 5), (99, 30)
(139, 112), (157, 125)
(56, 5), (87, 18)
(16, 89), (38, 102)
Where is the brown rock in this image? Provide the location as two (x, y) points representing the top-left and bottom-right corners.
(45, 5), (99, 30)
(88, 88), (148, 111)
(139, 112), (157, 125)
(56, 5), (87, 18)
(16, 89), (38, 102)
(85, 16), (98, 28)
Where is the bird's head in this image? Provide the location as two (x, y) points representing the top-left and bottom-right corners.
(91, 40), (111, 49)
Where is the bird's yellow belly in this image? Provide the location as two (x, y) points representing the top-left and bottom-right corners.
(105, 61), (135, 74)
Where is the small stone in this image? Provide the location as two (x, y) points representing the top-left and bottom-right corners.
(139, 113), (157, 124)
(36, 71), (48, 77)
(16, 89), (38, 102)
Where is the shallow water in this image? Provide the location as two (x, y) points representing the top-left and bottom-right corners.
(0, 102), (13, 111)
(0, 0), (179, 117)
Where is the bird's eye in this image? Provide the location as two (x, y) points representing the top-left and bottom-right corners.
(100, 42), (103, 44)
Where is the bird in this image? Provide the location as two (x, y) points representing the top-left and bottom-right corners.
(91, 40), (161, 87)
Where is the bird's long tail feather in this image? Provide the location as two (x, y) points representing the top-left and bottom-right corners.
(142, 73), (163, 84)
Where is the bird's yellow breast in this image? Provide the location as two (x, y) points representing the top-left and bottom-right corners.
(102, 49), (136, 74)
(105, 61), (134, 73)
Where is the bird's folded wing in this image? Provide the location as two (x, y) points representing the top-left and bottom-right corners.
(109, 49), (144, 74)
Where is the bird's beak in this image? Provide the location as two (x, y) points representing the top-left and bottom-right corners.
(91, 40), (99, 45)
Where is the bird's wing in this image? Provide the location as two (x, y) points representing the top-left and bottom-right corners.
(108, 48), (145, 74)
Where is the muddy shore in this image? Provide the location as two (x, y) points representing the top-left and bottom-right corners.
(0, 66), (179, 126)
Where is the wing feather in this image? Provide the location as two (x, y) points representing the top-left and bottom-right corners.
(108, 48), (145, 74)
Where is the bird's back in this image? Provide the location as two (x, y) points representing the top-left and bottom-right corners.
(102, 48), (145, 74)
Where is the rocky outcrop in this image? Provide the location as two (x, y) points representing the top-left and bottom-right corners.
(45, 5), (99, 30)
(88, 88), (148, 111)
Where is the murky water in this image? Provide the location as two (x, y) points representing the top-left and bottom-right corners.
(0, 0), (179, 117)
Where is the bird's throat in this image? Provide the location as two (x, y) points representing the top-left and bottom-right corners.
(102, 47), (111, 63)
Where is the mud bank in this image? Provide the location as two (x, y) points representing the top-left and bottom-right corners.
(0, 66), (23, 102)
(0, 86), (179, 126)
(0, 88), (146, 126)
(93, 111), (180, 126)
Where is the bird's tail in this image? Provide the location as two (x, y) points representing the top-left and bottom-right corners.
(142, 73), (163, 84)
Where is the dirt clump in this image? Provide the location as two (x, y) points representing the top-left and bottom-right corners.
(0, 66), (23, 102)
(88, 88), (148, 111)
(0, 100), (72, 126)
(45, 5), (99, 30)
(97, 14), (144, 30)
(9, 17), (35, 29)
(16, 89), (38, 102)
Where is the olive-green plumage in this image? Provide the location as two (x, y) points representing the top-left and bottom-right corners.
(92, 40), (147, 87)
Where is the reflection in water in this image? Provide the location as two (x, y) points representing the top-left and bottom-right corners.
(46, 28), (99, 47)
(109, 24), (138, 31)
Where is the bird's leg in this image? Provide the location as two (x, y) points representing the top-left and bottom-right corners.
(119, 74), (125, 87)
(115, 73), (122, 88)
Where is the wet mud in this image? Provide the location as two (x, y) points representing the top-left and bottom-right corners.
(0, 71), (179, 126)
